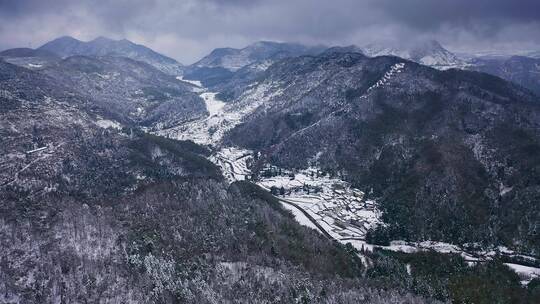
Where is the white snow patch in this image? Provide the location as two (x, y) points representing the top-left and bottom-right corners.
(176, 76), (203, 89)
(200, 92), (226, 117)
(25, 146), (47, 154)
(499, 183), (513, 196)
(504, 263), (540, 285)
(156, 80), (283, 146)
(280, 202), (320, 231)
(364, 63), (405, 96)
(96, 119), (122, 130)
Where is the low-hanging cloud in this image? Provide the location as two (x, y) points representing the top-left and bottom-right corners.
(0, 0), (538, 63)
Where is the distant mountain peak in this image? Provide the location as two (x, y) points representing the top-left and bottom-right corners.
(362, 39), (464, 69)
(251, 40), (282, 47)
(37, 35), (183, 74)
(54, 35), (80, 42)
(92, 36), (115, 42)
(192, 41), (326, 71)
(322, 45), (364, 55)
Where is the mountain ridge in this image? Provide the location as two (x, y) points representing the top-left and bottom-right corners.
(361, 39), (465, 69)
(37, 36), (183, 75)
(191, 40), (327, 71)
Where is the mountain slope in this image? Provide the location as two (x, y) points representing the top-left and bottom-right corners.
(0, 47), (60, 69)
(469, 56), (540, 95)
(0, 59), (441, 303)
(38, 36), (183, 75)
(191, 41), (326, 72)
(219, 51), (540, 255)
(40, 55), (205, 129)
(0, 47), (58, 58)
(182, 41), (331, 100)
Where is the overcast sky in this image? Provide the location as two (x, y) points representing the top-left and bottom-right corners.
(0, 0), (539, 64)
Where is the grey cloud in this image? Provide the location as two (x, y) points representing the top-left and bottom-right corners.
(0, 0), (538, 63)
(374, 0), (540, 36)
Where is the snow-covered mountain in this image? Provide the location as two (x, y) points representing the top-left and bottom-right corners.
(40, 55), (205, 129)
(192, 41), (326, 71)
(38, 36), (183, 75)
(362, 40), (465, 69)
(182, 41), (326, 90)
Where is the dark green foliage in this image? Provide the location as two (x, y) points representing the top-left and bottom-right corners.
(367, 251), (412, 289)
(470, 56), (540, 95)
(528, 278), (540, 300)
(366, 225), (392, 246)
(62, 55), (106, 73)
(55, 131), (136, 200)
(449, 261), (531, 304)
(369, 250), (537, 303)
(134, 132), (212, 156)
(484, 125), (540, 253)
(215, 90), (234, 102)
(140, 86), (184, 102)
(392, 251), (467, 300)
(233, 180), (282, 211)
(117, 179), (366, 300)
(374, 137), (494, 245)
(183, 66), (234, 87)
(489, 125), (540, 183)
(128, 133), (221, 180)
(437, 68), (530, 102)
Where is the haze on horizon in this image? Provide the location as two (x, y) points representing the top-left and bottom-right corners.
(0, 0), (539, 64)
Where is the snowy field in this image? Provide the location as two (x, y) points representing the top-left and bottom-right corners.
(95, 118), (122, 130)
(256, 166), (382, 241)
(210, 147), (384, 244)
(505, 263), (540, 285)
(157, 77), (283, 146)
(175, 76), (203, 89)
